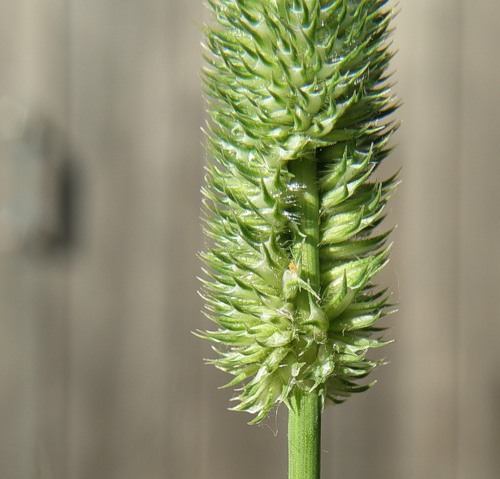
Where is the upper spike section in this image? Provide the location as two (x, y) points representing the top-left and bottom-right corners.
(200, 0), (399, 423)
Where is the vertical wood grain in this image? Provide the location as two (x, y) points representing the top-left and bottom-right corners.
(0, 1), (70, 478)
(388, 1), (463, 478)
(67, 1), (208, 477)
(457, 2), (500, 478)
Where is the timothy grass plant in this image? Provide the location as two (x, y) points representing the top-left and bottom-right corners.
(198, 1), (399, 477)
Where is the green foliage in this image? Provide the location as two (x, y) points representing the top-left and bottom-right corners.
(199, 0), (398, 423)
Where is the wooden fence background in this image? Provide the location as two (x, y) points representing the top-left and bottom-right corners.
(0, 1), (499, 478)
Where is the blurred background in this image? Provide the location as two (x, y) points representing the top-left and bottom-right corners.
(0, 1), (499, 478)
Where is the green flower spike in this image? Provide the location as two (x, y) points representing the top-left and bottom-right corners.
(198, 0), (398, 475)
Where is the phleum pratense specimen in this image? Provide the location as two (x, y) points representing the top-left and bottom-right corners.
(198, 1), (398, 476)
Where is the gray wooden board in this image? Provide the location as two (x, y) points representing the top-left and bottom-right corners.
(457, 2), (500, 478)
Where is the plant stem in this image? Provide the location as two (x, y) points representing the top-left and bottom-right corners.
(289, 157), (321, 292)
(288, 157), (321, 479)
(289, 391), (321, 479)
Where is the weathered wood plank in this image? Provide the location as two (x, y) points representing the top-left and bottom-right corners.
(67, 1), (208, 477)
(457, 2), (500, 478)
(0, 1), (70, 478)
(383, 1), (463, 478)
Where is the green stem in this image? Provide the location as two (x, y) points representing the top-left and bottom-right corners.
(289, 391), (321, 479)
(288, 157), (321, 479)
(289, 157), (321, 292)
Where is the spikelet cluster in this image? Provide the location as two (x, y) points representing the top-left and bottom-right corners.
(199, 0), (398, 423)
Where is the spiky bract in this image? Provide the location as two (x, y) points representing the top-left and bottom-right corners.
(199, 0), (398, 423)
